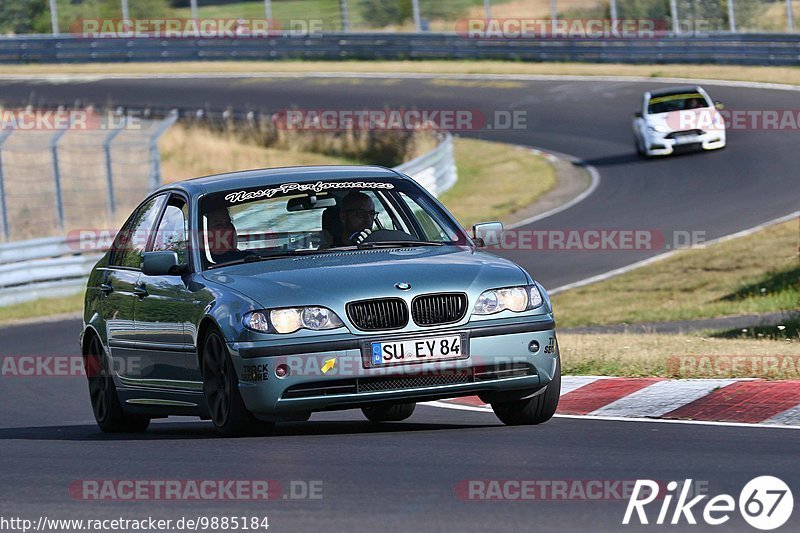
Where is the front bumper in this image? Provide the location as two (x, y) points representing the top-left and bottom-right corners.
(644, 130), (726, 156)
(228, 315), (558, 418)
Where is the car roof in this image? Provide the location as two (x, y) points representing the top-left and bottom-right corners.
(647, 85), (704, 98)
(156, 165), (404, 197)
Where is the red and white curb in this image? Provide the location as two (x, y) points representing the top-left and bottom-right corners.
(428, 377), (800, 428)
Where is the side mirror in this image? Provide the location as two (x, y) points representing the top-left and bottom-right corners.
(142, 251), (183, 276)
(473, 221), (503, 248)
(714, 101), (724, 110)
(634, 111), (643, 118)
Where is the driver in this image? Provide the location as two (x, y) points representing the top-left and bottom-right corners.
(205, 206), (243, 264)
(339, 191), (378, 245)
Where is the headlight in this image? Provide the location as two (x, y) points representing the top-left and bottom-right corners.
(473, 285), (544, 315)
(243, 307), (344, 334)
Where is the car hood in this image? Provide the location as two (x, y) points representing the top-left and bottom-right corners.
(202, 246), (530, 309)
(647, 108), (724, 132)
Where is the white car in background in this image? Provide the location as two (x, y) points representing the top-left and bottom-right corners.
(633, 85), (726, 157)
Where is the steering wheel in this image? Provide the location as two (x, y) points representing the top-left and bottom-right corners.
(359, 229), (417, 243)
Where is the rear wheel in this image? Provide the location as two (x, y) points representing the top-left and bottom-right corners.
(85, 335), (150, 433)
(362, 402), (416, 422)
(492, 356), (561, 426)
(202, 329), (274, 437)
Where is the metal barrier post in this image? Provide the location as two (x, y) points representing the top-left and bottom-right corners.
(148, 111), (178, 192)
(48, 0), (59, 34)
(788, 0), (795, 32)
(484, 0), (491, 19)
(550, 0), (558, 22)
(264, 0), (272, 21)
(728, 0), (736, 32)
(50, 124), (70, 231)
(103, 116), (127, 217)
(412, 0), (421, 32)
(340, 0), (350, 32)
(0, 128), (13, 240)
(670, 0), (679, 34)
(610, 0), (618, 21)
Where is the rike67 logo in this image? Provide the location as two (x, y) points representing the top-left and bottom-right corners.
(623, 477), (793, 530)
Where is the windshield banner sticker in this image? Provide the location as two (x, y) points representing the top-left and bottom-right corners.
(225, 181), (395, 204)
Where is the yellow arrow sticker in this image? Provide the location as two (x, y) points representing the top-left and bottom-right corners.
(321, 358), (336, 374)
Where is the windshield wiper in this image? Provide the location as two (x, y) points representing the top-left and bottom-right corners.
(357, 240), (444, 249)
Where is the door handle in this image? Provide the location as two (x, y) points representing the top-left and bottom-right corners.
(133, 284), (149, 299)
(99, 283), (114, 296)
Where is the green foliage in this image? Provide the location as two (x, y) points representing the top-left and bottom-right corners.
(357, 0), (413, 27)
(0, 0), (49, 34)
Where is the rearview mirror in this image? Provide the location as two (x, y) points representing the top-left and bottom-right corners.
(286, 195), (337, 212)
(634, 111), (643, 118)
(473, 221), (503, 248)
(142, 251), (184, 276)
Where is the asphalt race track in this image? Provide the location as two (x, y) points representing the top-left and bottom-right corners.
(0, 75), (798, 531)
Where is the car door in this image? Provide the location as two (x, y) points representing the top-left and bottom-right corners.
(133, 193), (202, 387)
(103, 194), (166, 381)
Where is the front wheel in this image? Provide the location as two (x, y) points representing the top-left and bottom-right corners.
(85, 335), (150, 433)
(492, 356), (561, 426)
(202, 329), (274, 437)
(362, 402), (416, 422)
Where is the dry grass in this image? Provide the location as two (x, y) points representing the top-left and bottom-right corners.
(759, 1), (800, 32)
(159, 123), (356, 182)
(553, 219), (800, 328)
(6, 61), (800, 86)
(466, 0), (603, 19)
(560, 332), (800, 378)
(439, 137), (555, 229)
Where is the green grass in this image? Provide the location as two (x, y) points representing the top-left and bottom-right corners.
(0, 293), (84, 324)
(553, 219), (800, 328)
(440, 137), (555, 229)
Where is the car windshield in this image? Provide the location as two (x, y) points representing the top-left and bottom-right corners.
(647, 92), (710, 114)
(197, 177), (467, 269)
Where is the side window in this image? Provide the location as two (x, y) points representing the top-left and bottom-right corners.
(399, 192), (452, 242)
(110, 195), (166, 269)
(151, 196), (189, 265)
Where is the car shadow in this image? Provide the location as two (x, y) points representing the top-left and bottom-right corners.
(582, 149), (713, 167)
(0, 418), (498, 441)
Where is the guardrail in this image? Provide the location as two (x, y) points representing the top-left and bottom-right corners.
(1, 33), (799, 65)
(0, 132), (458, 307)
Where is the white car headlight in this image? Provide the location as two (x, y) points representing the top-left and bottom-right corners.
(473, 285), (544, 315)
(244, 307), (344, 334)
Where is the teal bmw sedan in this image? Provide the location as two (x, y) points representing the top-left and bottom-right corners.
(81, 166), (560, 436)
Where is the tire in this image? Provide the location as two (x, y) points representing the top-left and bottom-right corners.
(362, 402), (416, 422)
(201, 328), (274, 437)
(491, 356), (561, 426)
(85, 335), (150, 433)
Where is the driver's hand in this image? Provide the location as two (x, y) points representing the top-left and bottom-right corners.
(350, 228), (372, 245)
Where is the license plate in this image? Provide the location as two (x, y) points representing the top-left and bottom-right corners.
(369, 334), (465, 367)
(675, 135), (699, 145)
